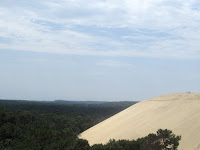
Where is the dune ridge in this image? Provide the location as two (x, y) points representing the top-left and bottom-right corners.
(79, 93), (200, 150)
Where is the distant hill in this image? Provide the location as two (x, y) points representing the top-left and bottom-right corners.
(53, 100), (137, 106)
(53, 100), (107, 105)
(0, 99), (137, 117)
(0, 99), (137, 106)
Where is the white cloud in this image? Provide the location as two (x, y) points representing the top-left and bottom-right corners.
(97, 59), (132, 67)
(0, 0), (200, 59)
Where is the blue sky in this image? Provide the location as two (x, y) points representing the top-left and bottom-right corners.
(0, 0), (200, 101)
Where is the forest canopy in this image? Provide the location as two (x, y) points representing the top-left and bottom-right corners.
(0, 100), (180, 150)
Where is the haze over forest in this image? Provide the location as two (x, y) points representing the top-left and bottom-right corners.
(0, 0), (200, 101)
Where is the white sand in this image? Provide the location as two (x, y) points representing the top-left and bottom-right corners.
(79, 93), (200, 150)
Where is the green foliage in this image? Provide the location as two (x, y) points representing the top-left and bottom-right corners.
(138, 129), (181, 150)
(73, 139), (90, 150)
(0, 100), (181, 150)
(0, 106), (91, 150)
(102, 139), (140, 150)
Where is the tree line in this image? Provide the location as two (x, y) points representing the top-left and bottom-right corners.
(0, 100), (180, 150)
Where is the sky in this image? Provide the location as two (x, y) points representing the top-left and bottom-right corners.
(0, 0), (200, 101)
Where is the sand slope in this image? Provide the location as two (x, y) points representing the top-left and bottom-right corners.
(79, 93), (200, 150)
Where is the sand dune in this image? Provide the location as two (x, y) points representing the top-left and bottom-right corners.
(79, 93), (200, 150)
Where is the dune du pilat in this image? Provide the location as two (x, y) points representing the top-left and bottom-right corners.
(79, 93), (200, 150)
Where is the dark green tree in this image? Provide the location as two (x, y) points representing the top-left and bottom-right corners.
(73, 139), (90, 150)
(139, 129), (181, 150)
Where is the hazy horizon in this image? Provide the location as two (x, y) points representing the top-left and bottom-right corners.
(0, 0), (200, 101)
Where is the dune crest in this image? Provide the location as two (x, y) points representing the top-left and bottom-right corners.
(79, 93), (200, 150)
